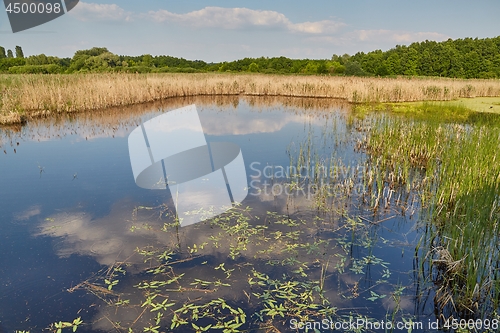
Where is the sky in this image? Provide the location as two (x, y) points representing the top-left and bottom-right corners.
(0, 0), (499, 62)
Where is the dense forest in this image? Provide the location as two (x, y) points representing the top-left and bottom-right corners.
(1, 36), (499, 78)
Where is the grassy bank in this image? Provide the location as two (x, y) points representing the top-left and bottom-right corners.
(365, 97), (500, 118)
(1, 73), (500, 124)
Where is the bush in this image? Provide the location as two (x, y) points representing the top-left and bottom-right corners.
(115, 66), (153, 73)
(261, 68), (277, 74)
(154, 67), (201, 73)
(478, 71), (498, 79)
(303, 62), (318, 74)
(0, 58), (26, 72)
(248, 62), (259, 72)
(345, 62), (366, 76)
(316, 62), (328, 74)
(8, 64), (62, 74)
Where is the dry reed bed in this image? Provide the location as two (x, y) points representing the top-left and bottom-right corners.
(1, 73), (500, 124)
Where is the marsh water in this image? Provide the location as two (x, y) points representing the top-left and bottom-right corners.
(0, 96), (490, 332)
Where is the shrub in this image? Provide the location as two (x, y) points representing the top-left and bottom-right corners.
(8, 64), (62, 74)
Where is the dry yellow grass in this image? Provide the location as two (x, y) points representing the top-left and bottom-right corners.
(1, 73), (500, 124)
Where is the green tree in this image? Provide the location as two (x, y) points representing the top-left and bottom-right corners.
(419, 49), (433, 76)
(463, 50), (481, 78)
(248, 62), (259, 72)
(344, 62), (365, 76)
(32, 54), (66, 66)
(493, 54), (500, 77)
(358, 50), (383, 75)
(303, 61), (318, 74)
(316, 61), (328, 74)
(26, 54), (49, 65)
(7, 49), (13, 58)
(69, 54), (90, 72)
(0, 58), (26, 72)
(15, 46), (24, 58)
(385, 53), (402, 75)
(82, 52), (120, 71)
(338, 36), (500, 78)
(402, 47), (419, 76)
(268, 57), (293, 73)
(141, 54), (154, 67)
(332, 54), (351, 65)
(375, 63), (389, 76)
(74, 47), (109, 57)
(69, 48), (119, 72)
(326, 61), (345, 74)
(0, 46), (5, 59)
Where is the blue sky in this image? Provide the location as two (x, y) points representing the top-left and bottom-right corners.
(1, 0), (499, 62)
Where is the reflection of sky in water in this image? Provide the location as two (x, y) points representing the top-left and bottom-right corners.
(0, 97), (428, 332)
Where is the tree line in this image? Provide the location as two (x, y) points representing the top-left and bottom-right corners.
(1, 36), (499, 78)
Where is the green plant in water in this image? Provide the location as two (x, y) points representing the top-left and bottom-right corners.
(50, 318), (83, 333)
(364, 111), (500, 318)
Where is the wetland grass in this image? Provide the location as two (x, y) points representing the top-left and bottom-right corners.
(368, 100), (500, 124)
(364, 114), (500, 317)
(2, 73), (500, 124)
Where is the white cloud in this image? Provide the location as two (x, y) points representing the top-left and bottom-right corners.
(69, 2), (133, 22)
(394, 31), (450, 42)
(147, 6), (343, 34)
(289, 20), (345, 34)
(148, 7), (289, 29)
(14, 205), (41, 221)
(353, 29), (449, 43)
(65, 3), (450, 59)
(69, 4), (344, 35)
(68, 4), (447, 46)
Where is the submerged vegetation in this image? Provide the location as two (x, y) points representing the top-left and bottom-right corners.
(56, 198), (413, 332)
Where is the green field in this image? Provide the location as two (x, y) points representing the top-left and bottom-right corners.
(445, 96), (500, 113)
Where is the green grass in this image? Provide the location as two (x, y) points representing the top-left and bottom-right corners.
(448, 97), (500, 113)
(353, 98), (500, 126)
(390, 97), (500, 114)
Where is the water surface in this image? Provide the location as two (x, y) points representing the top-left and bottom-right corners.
(0, 96), (436, 332)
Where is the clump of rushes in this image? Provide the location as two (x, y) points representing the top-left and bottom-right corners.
(364, 112), (500, 318)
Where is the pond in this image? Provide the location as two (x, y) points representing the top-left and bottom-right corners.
(1, 96), (499, 332)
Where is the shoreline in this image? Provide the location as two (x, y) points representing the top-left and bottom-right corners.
(1, 73), (500, 125)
